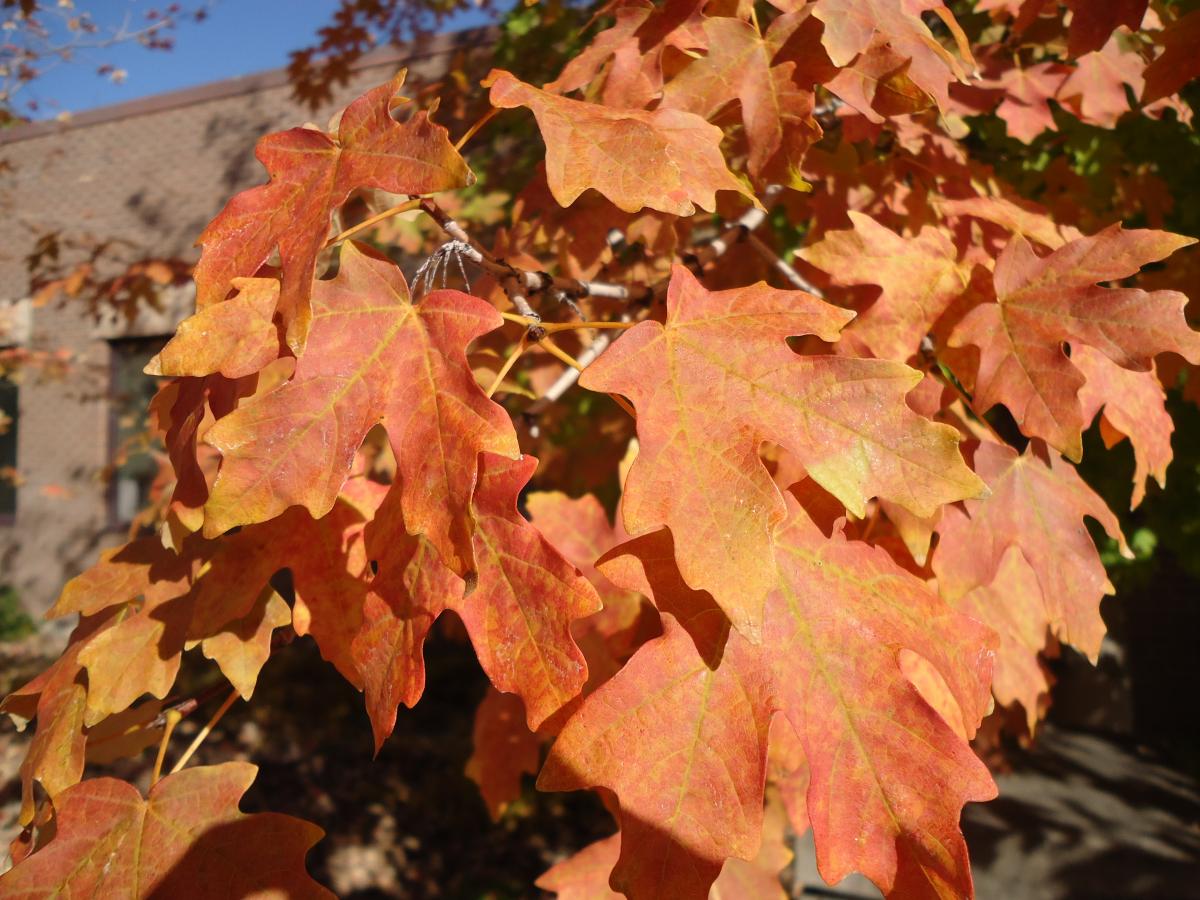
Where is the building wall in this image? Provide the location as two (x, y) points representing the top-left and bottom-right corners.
(0, 28), (492, 614)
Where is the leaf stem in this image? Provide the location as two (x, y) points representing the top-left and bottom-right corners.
(325, 198), (422, 248)
(455, 106), (499, 152)
(150, 709), (183, 788)
(487, 335), (528, 399)
(169, 687), (240, 775)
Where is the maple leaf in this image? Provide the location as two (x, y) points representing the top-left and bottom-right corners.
(202, 242), (518, 578)
(932, 440), (1126, 661)
(762, 500), (996, 897)
(580, 264), (983, 637)
(990, 61), (1071, 143)
(485, 69), (755, 216)
(544, 0), (707, 108)
(1064, 0), (1148, 58)
(1075, 345), (1172, 508)
(949, 226), (1200, 460)
(799, 211), (968, 360)
(146, 277), (281, 379)
(356, 453), (602, 750)
(660, 14), (817, 177)
(1142, 9), (1200, 104)
(1058, 36), (1145, 128)
(937, 532), (1051, 731)
(201, 587), (293, 700)
(811, 0), (973, 108)
(525, 490), (646, 659)
(465, 687), (541, 820)
(40, 538), (201, 727)
(539, 793), (793, 900)
(824, 38), (937, 123)
(539, 615), (775, 900)
(544, 498), (996, 899)
(193, 71), (472, 350)
(940, 195), (1081, 250)
(189, 500), (370, 689)
(0, 763), (331, 898)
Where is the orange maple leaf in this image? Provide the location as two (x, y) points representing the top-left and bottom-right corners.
(580, 264), (983, 638)
(355, 453), (602, 751)
(485, 69), (755, 216)
(202, 242), (519, 578)
(0, 763), (331, 898)
(541, 497), (996, 899)
(193, 70), (472, 350)
(949, 225), (1199, 460)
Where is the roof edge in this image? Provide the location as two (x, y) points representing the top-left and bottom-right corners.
(0, 25), (498, 145)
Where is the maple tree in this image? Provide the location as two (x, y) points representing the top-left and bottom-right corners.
(4, 1), (1200, 897)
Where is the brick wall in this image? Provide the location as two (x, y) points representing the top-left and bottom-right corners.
(0, 28), (494, 614)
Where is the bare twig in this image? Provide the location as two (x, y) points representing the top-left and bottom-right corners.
(746, 234), (822, 294)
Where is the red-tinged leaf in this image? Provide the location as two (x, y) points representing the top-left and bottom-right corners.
(354, 496), (458, 752)
(990, 61), (1071, 143)
(201, 587), (292, 700)
(485, 69), (755, 216)
(539, 615), (775, 900)
(465, 687), (540, 820)
(1064, 0), (1147, 58)
(937, 531), (1051, 731)
(766, 716), (810, 836)
(812, 0), (972, 107)
(799, 211), (968, 360)
(763, 499), (996, 897)
(580, 265), (983, 638)
(202, 242), (518, 578)
(525, 490), (646, 657)
(538, 833), (623, 900)
(193, 71), (472, 350)
(949, 226), (1200, 460)
(0, 763), (331, 898)
(1058, 37), (1145, 128)
(1075, 345), (1173, 508)
(545, 0), (707, 108)
(660, 15), (817, 177)
(824, 38), (937, 122)
(357, 454), (601, 748)
(940, 195), (1080, 250)
(151, 373), (259, 536)
(539, 795), (792, 900)
(710, 790), (792, 900)
(462, 454), (602, 729)
(932, 441), (1126, 661)
(146, 277), (281, 379)
(191, 500), (369, 689)
(550, 503), (995, 898)
(1142, 9), (1200, 104)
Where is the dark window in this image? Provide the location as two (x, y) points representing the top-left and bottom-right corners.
(0, 374), (16, 521)
(108, 337), (166, 528)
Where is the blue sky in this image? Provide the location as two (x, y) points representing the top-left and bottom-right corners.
(24, 1), (493, 119)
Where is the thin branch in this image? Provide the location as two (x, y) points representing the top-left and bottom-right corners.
(746, 234), (822, 294)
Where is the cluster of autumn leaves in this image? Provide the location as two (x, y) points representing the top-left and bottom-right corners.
(4, 1), (1200, 898)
